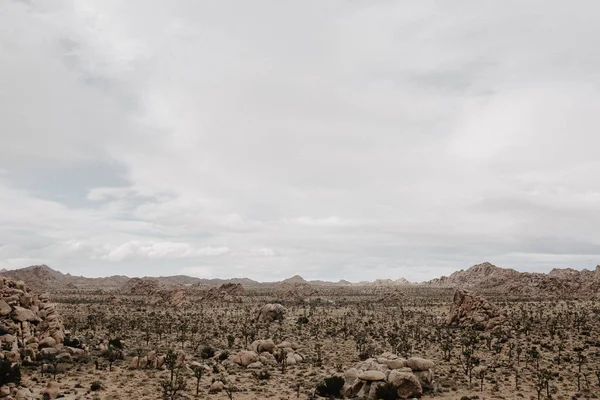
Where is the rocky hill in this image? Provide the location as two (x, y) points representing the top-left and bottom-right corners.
(0, 265), (130, 291)
(425, 261), (600, 298)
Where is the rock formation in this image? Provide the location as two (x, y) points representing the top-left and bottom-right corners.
(341, 353), (436, 399)
(0, 275), (66, 362)
(426, 262), (600, 298)
(121, 278), (161, 295)
(446, 289), (507, 330)
(202, 283), (244, 302)
(256, 303), (285, 323)
(276, 282), (317, 303)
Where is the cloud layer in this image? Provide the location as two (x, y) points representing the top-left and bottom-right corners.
(1, 1), (599, 281)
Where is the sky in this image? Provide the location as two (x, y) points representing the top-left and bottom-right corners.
(1, 1), (600, 282)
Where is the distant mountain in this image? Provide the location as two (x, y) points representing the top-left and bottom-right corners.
(0, 264), (130, 291)
(282, 275), (308, 284)
(4, 262), (599, 298)
(353, 278), (413, 287)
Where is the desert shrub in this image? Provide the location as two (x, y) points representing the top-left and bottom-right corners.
(297, 316), (309, 325)
(315, 376), (344, 398)
(375, 382), (398, 400)
(256, 369), (271, 380)
(90, 381), (102, 391)
(218, 351), (229, 361)
(358, 351), (371, 361)
(64, 337), (83, 349)
(0, 359), (21, 386)
(108, 338), (123, 349)
(201, 346), (215, 360)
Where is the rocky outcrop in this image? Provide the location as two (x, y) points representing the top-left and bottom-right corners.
(202, 283), (244, 303)
(446, 289), (507, 330)
(225, 340), (303, 369)
(121, 278), (160, 296)
(158, 288), (187, 306)
(426, 262), (600, 298)
(0, 276), (66, 362)
(256, 303), (285, 323)
(276, 282), (317, 303)
(341, 353), (435, 399)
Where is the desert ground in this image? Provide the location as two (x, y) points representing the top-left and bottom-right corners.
(0, 265), (599, 400)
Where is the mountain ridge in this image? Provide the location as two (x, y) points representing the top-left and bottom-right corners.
(2, 262), (599, 297)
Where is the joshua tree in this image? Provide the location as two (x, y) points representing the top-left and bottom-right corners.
(460, 348), (479, 385)
(275, 348), (287, 373)
(191, 363), (204, 396)
(103, 345), (121, 371)
(161, 349), (186, 400)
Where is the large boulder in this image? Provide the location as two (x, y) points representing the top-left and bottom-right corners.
(388, 370), (423, 398)
(358, 370), (386, 381)
(42, 382), (60, 400)
(238, 350), (259, 367)
(405, 357), (434, 371)
(256, 303), (285, 323)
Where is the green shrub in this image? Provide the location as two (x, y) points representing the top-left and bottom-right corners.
(315, 376), (344, 399)
(200, 346), (215, 360)
(375, 382), (398, 400)
(108, 338), (123, 349)
(218, 350), (229, 361)
(0, 359), (21, 386)
(256, 369), (271, 380)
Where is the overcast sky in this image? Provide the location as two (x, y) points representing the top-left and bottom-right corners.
(1, 1), (599, 282)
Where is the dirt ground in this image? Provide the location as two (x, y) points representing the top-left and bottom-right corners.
(14, 287), (600, 400)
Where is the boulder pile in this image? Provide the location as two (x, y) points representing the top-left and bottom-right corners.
(0, 275), (66, 362)
(341, 353), (435, 399)
(128, 349), (185, 370)
(224, 340), (304, 369)
(446, 289), (507, 330)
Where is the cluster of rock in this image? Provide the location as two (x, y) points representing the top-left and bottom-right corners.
(256, 303), (285, 323)
(446, 289), (507, 330)
(0, 276), (66, 363)
(224, 339), (303, 369)
(201, 283), (244, 303)
(121, 278), (160, 296)
(0, 385), (35, 399)
(158, 288), (187, 306)
(128, 349), (186, 370)
(342, 353), (435, 399)
(276, 282), (317, 303)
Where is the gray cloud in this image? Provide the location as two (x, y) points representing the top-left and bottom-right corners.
(1, 0), (599, 281)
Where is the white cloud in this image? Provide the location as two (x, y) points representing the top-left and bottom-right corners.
(1, 1), (600, 281)
(250, 247), (277, 257)
(98, 241), (230, 262)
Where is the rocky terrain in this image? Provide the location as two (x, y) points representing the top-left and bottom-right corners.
(426, 261), (600, 298)
(0, 265), (599, 400)
(4, 262), (600, 300)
